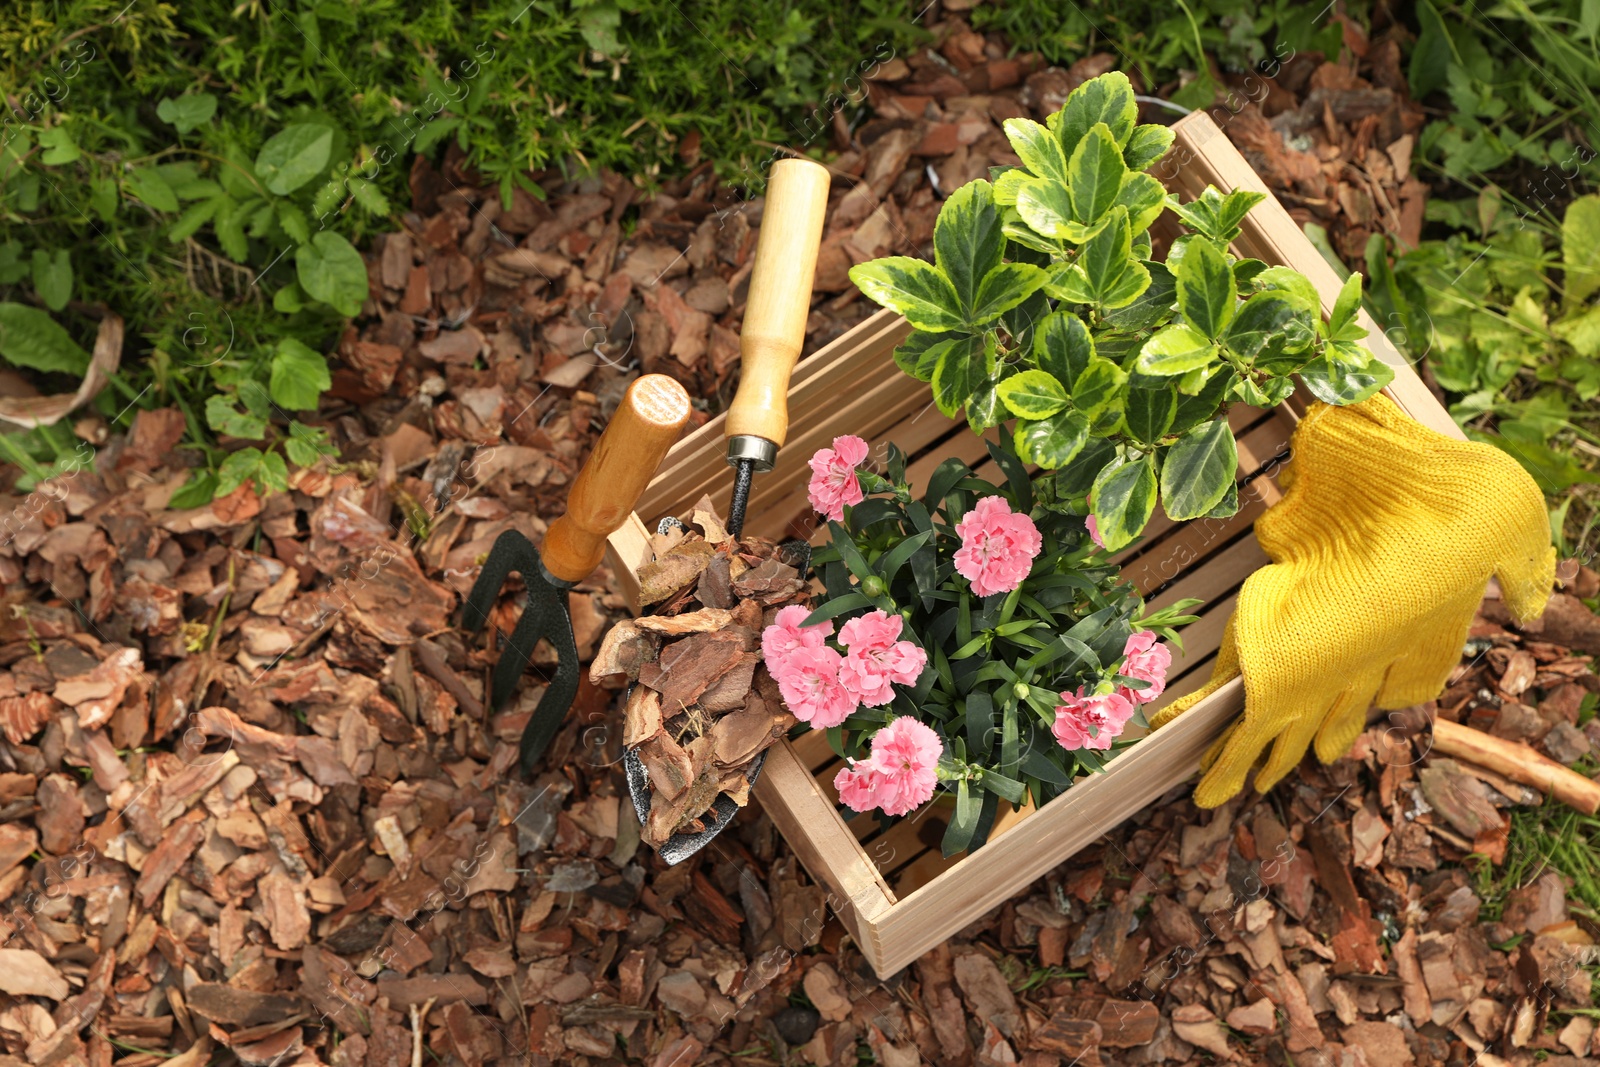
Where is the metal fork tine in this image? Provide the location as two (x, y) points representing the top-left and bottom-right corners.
(462, 529), (583, 772)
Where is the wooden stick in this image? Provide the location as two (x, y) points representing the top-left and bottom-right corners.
(1432, 718), (1600, 815)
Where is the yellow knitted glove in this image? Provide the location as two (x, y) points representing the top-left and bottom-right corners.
(1149, 393), (1555, 808)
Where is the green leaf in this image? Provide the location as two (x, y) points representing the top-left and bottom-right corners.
(412, 116), (462, 154)
(285, 421), (336, 468)
(1328, 272), (1366, 341)
(274, 203), (310, 246)
(1170, 187), (1266, 244)
(37, 127), (80, 166)
(1014, 409), (1090, 469)
(295, 232), (369, 317)
(992, 167), (1031, 207)
(942, 778), (982, 857)
(1035, 311), (1094, 390)
(1003, 118), (1070, 184)
(255, 124), (335, 195)
(168, 471), (217, 509)
(1177, 237), (1236, 337)
(214, 199), (250, 261)
(1124, 124), (1175, 171)
(996, 369), (1068, 419)
(168, 197), (222, 244)
(1048, 205), (1148, 310)
(1104, 261), (1176, 332)
(30, 249), (71, 311)
(1071, 357), (1126, 419)
(1053, 437), (1117, 496)
(801, 592), (873, 628)
(1408, 0), (1453, 100)
(967, 379), (1007, 433)
(1171, 368), (1233, 434)
(205, 395), (268, 440)
(1300, 352), (1395, 404)
(1252, 265), (1321, 316)
(1204, 481), (1241, 519)
(0, 303), (89, 374)
(849, 258), (966, 332)
(273, 280), (306, 314)
(1160, 419), (1238, 520)
(126, 166), (179, 212)
(216, 447), (288, 497)
(1052, 71), (1138, 155)
(1091, 455), (1157, 552)
(1115, 172), (1167, 234)
(270, 338), (332, 410)
(1013, 178), (1076, 241)
(1067, 123), (1126, 224)
(156, 93), (218, 134)
(88, 177), (118, 223)
(1125, 384), (1178, 443)
(1224, 292), (1311, 362)
(934, 180), (1004, 312)
(1137, 323), (1216, 376)
(932, 338), (980, 417)
(969, 263), (1047, 326)
(894, 330), (960, 383)
(1563, 195), (1600, 305)
(311, 176), (344, 218)
(348, 176), (390, 216)
(0, 243), (25, 285)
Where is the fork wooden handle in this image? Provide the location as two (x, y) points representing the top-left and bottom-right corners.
(543, 375), (691, 583)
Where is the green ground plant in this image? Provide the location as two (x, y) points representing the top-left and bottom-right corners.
(1371, 190), (1600, 558)
(0, 0), (934, 497)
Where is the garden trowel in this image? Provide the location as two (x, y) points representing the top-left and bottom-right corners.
(624, 157), (830, 863)
(464, 373), (691, 773)
(723, 156), (831, 538)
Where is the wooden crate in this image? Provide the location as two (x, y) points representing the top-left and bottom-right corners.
(605, 110), (1461, 978)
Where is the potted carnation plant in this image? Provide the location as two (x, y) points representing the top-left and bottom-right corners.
(759, 70), (1390, 856)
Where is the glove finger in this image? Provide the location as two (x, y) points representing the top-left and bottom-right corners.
(1312, 672), (1385, 767)
(1373, 602), (1472, 710)
(1193, 705), (1298, 809)
(1498, 544), (1557, 627)
(1150, 615), (1240, 731)
(1253, 692), (1337, 795)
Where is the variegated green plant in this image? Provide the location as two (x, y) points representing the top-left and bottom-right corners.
(848, 71), (1394, 552)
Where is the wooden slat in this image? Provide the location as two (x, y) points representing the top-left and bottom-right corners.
(750, 739), (899, 932)
(866, 675), (1244, 975)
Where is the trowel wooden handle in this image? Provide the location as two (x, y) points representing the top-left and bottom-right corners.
(543, 375), (691, 584)
(726, 157), (831, 447)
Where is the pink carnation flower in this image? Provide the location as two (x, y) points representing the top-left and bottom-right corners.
(1051, 687), (1137, 752)
(1118, 630), (1171, 704)
(837, 610), (928, 706)
(761, 604), (833, 676)
(1086, 514), (1106, 550)
(834, 758), (884, 812)
(953, 496), (1042, 597)
(775, 646), (857, 728)
(834, 716), (942, 816)
(807, 434), (870, 522)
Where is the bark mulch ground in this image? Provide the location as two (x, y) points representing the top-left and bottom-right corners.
(1, 10), (1594, 1067)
